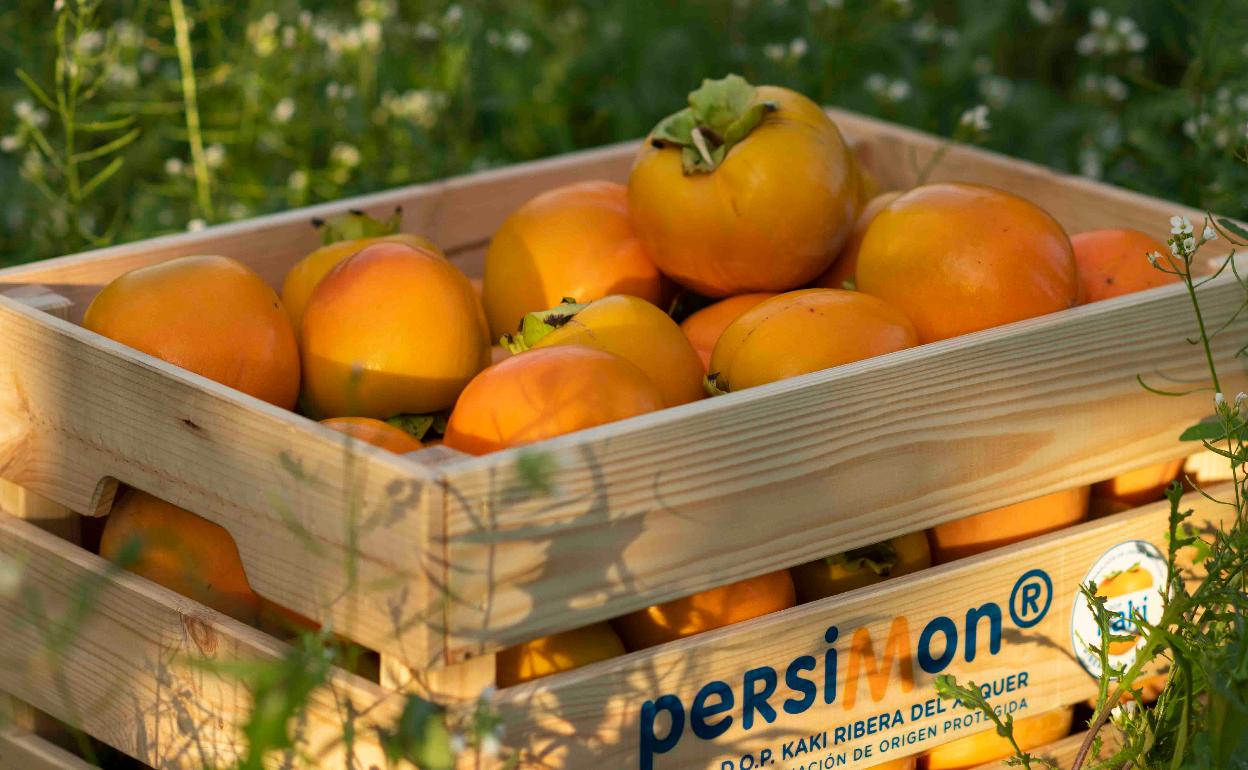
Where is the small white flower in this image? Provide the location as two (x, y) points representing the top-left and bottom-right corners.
(1170, 215), (1193, 235)
(789, 37), (808, 59)
(959, 104), (991, 132)
(187, 218), (207, 232)
(299, 10), (313, 28)
(1235, 392), (1246, 408)
(1079, 147), (1102, 178)
(1145, 250), (1160, 266)
(13, 99), (33, 121)
(164, 157), (185, 175)
(1027, 0), (1059, 25)
(414, 22), (439, 41)
(1090, 7), (1110, 29)
(1215, 392), (1226, 408)
(1075, 33), (1097, 57)
(1183, 236), (1196, 252)
(503, 29), (531, 55)
(272, 97), (296, 124)
(0, 135), (20, 153)
(1114, 17), (1136, 35)
(1126, 31), (1147, 52)
(288, 169), (308, 190)
(444, 4), (464, 26)
(449, 732), (466, 754)
(331, 142), (361, 167)
(1102, 75), (1128, 101)
(885, 79), (911, 102)
(360, 19), (382, 46)
(864, 73), (888, 95)
(764, 43), (785, 62)
(1203, 225), (1218, 242)
(204, 143), (226, 169)
(326, 81), (341, 99)
(282, 25), (297, 48)
(480, 734), (501, 758)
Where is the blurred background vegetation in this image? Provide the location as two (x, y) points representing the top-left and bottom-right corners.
(1, 0), (1246, 267)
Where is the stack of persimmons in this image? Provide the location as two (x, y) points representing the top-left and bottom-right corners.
(82, 75), (1186, 770)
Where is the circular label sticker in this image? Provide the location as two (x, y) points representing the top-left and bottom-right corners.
(1071, 540), (1168, 678)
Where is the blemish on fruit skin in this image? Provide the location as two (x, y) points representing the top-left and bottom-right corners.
(180, 417), (203, 432)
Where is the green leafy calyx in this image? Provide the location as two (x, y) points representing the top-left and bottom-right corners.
(501, 297), (588, 353)
(650, 74), (777, 174)
(824, 540), (899, 576)
(315, 207), (403, 245)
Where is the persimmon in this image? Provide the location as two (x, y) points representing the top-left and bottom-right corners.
(856, 184), (1079, 343)
(870, 759), (915, 770)
(928, 487), (1090, 564)
(282, 210), (443, 331)
(708, 289), (917, 393)
(483, 180), (664, 338)
(83, 255), (300, 409)
(1071, 228), (1177, 304)
(612, 570), (796, 650)
(321, 416), (424, 454)
(504, 295), (704, 407)
(443, 346), (664, 455)
(300, 242), (491, 418)
(922, 707), (1073, 769)
(1092, 459), (1185, 511)
(99, 489), (262, 625)
(628, 75), (859, 296)
(679, 292), (777, 370)
(814, 191), (901, 291)
(496, 623), (626, 687)
(791, 532), (931, 603)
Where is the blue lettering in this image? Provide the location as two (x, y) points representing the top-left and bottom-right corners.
(742, 666), (778, 730)
(639, 694), (684, 770)
(918, 615), (958, 673)
(784, 656), (817, 715)
(965, 603), (1002, 662)
(691, 681), (734, 740)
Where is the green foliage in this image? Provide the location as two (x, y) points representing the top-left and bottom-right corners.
(2, 0), (1247, 265)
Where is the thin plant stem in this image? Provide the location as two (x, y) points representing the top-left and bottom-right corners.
(169, 0), (214, 220)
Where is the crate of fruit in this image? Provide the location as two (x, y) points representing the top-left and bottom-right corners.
(0, 75), (1244, 770)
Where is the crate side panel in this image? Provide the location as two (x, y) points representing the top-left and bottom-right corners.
(491, 488), (1221, 770)
(439, 273), (1246, 655)
(0, 514), (403, 769)
(0, 299), (442, 663)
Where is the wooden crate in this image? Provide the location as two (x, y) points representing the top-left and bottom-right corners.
(0, 107), (1241, 769)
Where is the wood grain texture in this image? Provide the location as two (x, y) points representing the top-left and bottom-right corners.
(0, 296), (444, 666)
(966, 730), (1115, 770)
(0, 108), (1240, 668)
(0, 512), (406, 770)
(434, 267), (1246, 658)
(488, 487), (1225, 770)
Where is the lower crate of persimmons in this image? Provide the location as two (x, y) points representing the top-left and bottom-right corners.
(0, 74), (1243, 770)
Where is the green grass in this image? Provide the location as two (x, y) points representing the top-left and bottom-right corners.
(0, 0), (1245, 267)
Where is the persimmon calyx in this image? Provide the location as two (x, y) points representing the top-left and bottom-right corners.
(650, 74), (777, 174)
(314, 207), (403, 245)
(500, 297), (588, 353)
(386, 412), (446, 441)
(703, 372), (730, 397)
(823, 540), (899, 576)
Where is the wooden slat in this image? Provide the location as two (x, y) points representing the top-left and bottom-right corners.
(0, 296), (444, 667)
(0, 723), (100, 770)
(489, 486), (1224, 770)
(434, 267), (1245, 658)
(0, 143), (637, 319)
(967, 730), (1107, 770)
(0, 512), (405, 769)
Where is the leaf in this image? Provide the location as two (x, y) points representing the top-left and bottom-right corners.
(15, 69), (57, 112)
(1217, 218), (1248, 244)
(381, 696), (455, 770)
(70, 127), (140, 163)
(76, 116), (136, 132)
(79, 156), (124, 198)
(1178, 417), (1248, 443)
